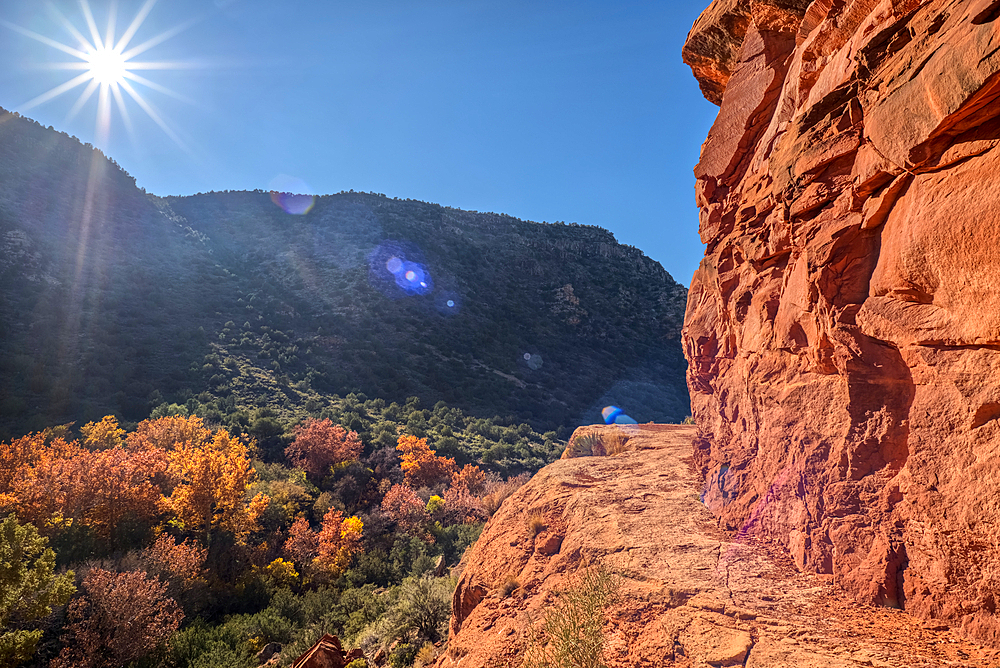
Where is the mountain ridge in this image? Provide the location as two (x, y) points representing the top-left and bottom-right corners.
(0, 107), (690, 439)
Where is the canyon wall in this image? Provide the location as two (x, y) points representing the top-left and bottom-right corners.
(682, 0), (1000, 644)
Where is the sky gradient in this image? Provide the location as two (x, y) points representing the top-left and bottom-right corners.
(0, 0), (719, 285)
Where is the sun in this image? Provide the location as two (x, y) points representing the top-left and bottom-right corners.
(86, 46), (129, 86)
(2, 0), (197, 148)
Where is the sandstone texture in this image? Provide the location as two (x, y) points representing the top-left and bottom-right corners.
(682, 0), (1000, 645)
(436, 426), (998, 667)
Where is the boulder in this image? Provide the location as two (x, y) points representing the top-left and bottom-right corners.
(290, 634), (364, 668)
(256, 642), (281, 664)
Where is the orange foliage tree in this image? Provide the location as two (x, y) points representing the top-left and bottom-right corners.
(314, 509), (364, 578)
(2, 416), (269, 547)
(7, 446), (166, 543)
(51, 568), (183, 668)
(126, 415), (212, 453)
(0, 432), (80, 500)
(451, 464), (486, 495)
(284, 419), (363, 482)
(395, 434), (455, 489)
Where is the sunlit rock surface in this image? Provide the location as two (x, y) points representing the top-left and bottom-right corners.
(682, 0), (1000, 644)
(435, 426), (998, 667)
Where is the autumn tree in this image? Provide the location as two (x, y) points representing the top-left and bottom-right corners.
(141, 534), (207, 583)
(283, 517), (318, 566)
(451, 464), (486, 495)
(164, 428), (269, 543)
(381, 483), (427, 534)
(51, 568), (183, 668)
(8, 446), (165, 545)
(0, 515), (75, 667)
(396, 434), (455, 489)
(80, 416), (125, 450)
(0, 432), (80, 499)
(285, 419), (363, 482)
(126, 415), (212, 453)
(314, 509), (363, 579)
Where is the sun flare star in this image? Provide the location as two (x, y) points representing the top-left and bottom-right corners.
(2, 0), (197, 148)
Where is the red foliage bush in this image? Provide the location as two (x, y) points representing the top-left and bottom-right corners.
(143, 534), (206, 583)
(443, 484), (487, 524)
(285, 419), (363, 482)
(51, 568), (183, 668)
(381, 483), (427, 534)
(283, 517), (319, 565)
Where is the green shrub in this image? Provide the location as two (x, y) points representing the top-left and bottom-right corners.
(522, 565), (621, 668)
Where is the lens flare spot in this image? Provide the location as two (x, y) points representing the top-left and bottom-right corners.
(435, 291), (461, 315)
(367, 241), (433, 297)
(602, 405), (637, 425)
(522, 352), (543, 370)
(269, 174), (315, 215)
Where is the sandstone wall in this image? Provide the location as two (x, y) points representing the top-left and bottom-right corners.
(682, 0), (1000, 644)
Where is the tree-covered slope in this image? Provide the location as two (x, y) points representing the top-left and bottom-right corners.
(0, 108), (689, 438)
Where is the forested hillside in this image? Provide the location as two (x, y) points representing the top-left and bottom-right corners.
(0, 107), (689, 440)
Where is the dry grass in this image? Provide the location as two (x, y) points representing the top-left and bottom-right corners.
(565, 430), (630, 458)
(501, 574), (520, 597)
(603, 430), (629, 456)
(414, 643), (437, 667)
(521, 565), (621, 668)
(528, 513), (547, 537)
(565, 432), (602, 458)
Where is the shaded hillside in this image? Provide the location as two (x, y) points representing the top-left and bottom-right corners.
(0, 107), (689, 438)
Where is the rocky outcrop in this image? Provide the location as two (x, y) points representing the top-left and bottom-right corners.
(682, 0), (1000, 644)
(290, 634), (364, 668)
(435, 426), (998, 667)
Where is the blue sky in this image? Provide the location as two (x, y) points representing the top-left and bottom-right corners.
(0, 0), (718, 285)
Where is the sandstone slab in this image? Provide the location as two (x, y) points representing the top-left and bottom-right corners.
(435, 426), (998, 667)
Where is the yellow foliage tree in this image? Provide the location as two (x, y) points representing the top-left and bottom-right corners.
(80, 416), (125, 450)
(164, 428), (268, 543)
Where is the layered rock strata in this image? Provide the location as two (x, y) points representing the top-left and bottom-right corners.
(682, 0), (1000, 644)
(436, 426), (997, 667)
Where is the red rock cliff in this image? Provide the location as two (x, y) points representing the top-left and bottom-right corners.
(682, 0), (1000, 644)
